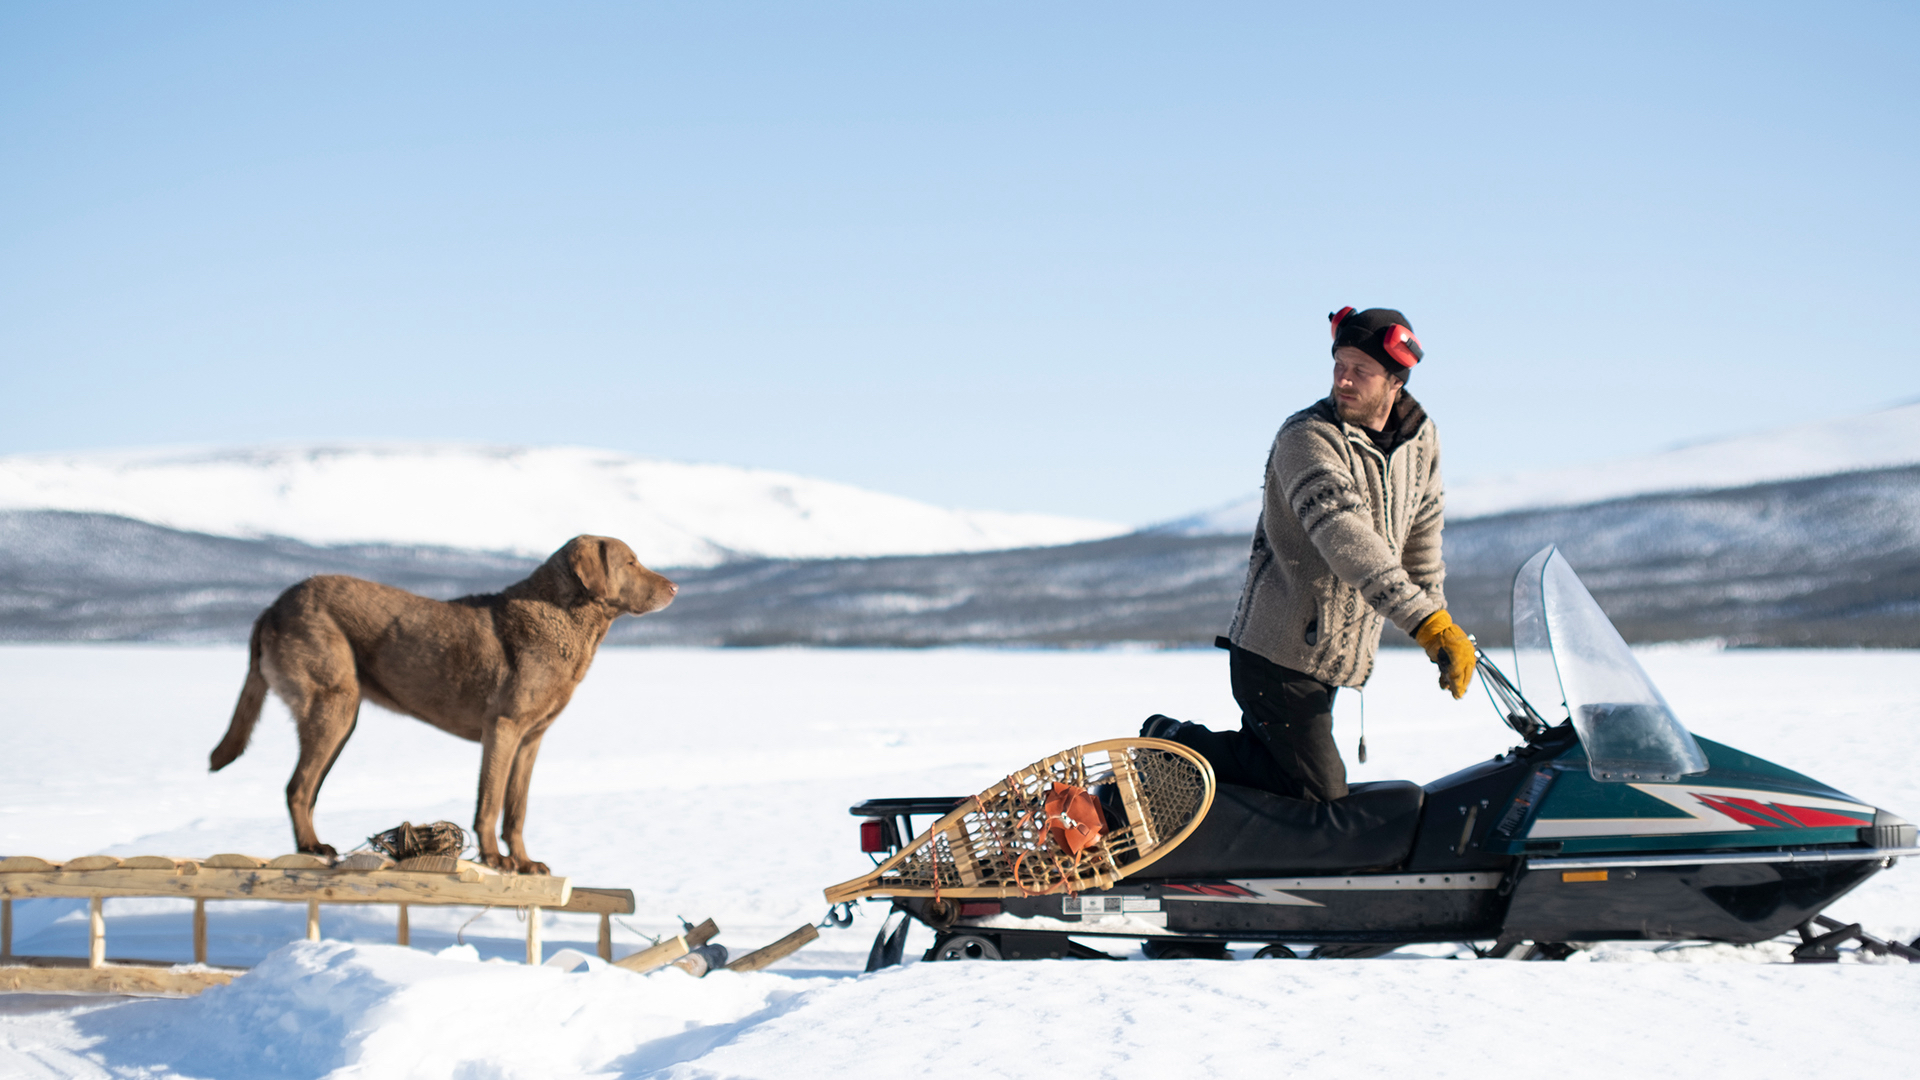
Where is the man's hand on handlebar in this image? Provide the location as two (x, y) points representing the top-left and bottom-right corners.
(1415, 610), (1475, 700)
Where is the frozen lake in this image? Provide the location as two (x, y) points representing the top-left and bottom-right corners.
(2, 644), (1917, 1077)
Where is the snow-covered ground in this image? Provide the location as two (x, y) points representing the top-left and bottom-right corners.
(1155, 401), (1920, 535)
(2, 645), (1917, 1077)
(0, 445), (1127, 566)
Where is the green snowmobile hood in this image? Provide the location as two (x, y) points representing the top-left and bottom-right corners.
(1487, 735), (1876, 856)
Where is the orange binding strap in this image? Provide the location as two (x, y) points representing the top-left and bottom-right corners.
(1044, 782), (1106, 856)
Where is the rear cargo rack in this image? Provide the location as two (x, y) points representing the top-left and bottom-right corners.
(848, 797), (968, 856)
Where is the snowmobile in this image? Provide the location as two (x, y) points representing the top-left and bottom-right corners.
(845, 546), (1920, 966)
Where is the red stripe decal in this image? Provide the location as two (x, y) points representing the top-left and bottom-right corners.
(1694, 793), (1872, 830)
(1164, 883), (1256, 897)
(1694, 794), (1788, 828)
(1772, 803), (1873, 828)
(1721, 796), (1804, 828)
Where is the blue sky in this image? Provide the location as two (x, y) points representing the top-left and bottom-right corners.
(2, 2), (1914, 525)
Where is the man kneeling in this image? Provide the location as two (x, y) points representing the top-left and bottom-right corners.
(1147, 306), (1475, 801)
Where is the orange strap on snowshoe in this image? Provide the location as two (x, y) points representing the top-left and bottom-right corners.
(1044, 782), (1106, 856)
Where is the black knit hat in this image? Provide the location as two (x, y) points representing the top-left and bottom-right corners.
(1329, 306), (1423, 381)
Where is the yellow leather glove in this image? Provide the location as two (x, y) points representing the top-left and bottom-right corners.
(1414, 610), (1475, 700)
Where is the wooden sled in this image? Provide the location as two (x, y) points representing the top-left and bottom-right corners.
(824, 738), (1214, 904)
(0, 853), (639, 994)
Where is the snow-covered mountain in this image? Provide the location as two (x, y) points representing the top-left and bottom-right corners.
(1151, 401), (1920, 535)
(1451, 400), (1920, 518)
(0, 444), (1127, 567)
(1146, 495), (1264, 538)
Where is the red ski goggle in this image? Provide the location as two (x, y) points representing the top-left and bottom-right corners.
(1329, 306), (1423, 369)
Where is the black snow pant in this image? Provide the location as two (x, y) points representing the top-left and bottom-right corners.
(1166, 643), (1350, 803)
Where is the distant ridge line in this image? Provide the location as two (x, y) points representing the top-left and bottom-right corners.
(5, 461), (1919, 648)
(1148, 401), (1920, 537)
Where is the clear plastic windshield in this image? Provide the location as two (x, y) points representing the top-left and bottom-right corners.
(1509, 548), (1556, 712)
(1511, 546), (1708, 782)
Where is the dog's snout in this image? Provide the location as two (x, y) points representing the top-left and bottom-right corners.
(638, 574), (678, 614)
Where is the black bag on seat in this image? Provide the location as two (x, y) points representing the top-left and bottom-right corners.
(1139, 780), (1425, 878)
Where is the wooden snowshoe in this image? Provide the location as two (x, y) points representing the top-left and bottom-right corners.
(824, 738), (1215, 903)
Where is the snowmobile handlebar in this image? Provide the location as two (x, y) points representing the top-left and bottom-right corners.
(1471, 642), (1550, 740)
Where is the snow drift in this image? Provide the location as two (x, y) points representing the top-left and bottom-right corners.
(12, 939), (1917, 1079)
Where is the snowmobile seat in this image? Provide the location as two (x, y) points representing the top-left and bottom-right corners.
(1135, 780), (1425, 879)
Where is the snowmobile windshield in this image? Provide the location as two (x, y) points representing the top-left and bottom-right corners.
(1511, 547), (1709, 783)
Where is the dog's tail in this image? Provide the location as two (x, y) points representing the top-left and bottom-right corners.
(210, 612), (270, 772)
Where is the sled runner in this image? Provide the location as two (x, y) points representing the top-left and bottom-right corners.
(824, 739), (1215, 905)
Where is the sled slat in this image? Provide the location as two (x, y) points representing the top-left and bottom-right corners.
(612, 918), (719, 975)
(613, 935), (689, 973)
(725, 924), (818, 973)
(1, 963), (235, 997)
(0, 867), (571, 908)
(557, 887), (635, 915)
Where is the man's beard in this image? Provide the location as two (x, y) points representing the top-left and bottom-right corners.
(1333, 382), (1397, 426)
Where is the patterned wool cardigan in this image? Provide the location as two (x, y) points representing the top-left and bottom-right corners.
(1225, 394), (1446, 688)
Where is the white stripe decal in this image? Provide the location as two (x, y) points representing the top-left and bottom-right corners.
(1529, 784), (1874, 839)
(1166, 873), (1500, 905)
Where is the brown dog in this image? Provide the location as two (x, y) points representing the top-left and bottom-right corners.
(209, 535), (676, 873)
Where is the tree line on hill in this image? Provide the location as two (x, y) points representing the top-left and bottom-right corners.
(3, 464), (1917, 648)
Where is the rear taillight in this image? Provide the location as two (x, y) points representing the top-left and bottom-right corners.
(860, 819), (888, 852)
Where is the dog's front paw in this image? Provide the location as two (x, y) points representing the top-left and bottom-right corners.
(300, 842), (339, 858)
(512, 857), (551, 876)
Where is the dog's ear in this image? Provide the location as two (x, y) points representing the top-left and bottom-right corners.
(567, 536), (613, 601)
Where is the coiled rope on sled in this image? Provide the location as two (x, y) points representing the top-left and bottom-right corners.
(367, 820), (470, 860)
